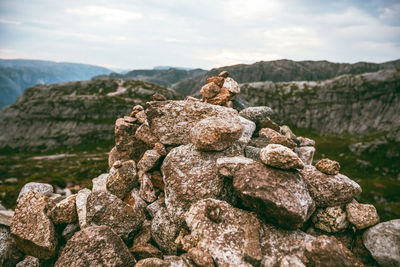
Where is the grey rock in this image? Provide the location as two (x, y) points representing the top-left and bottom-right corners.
(245, 145), (261, 161)
(312, 206), (349, 233)
(260, 144), (304, 170)
(92, 173), (108, 192)
(216, 156), (254, 178)
(17, 182), (53, 202)
(0, 210), (14, 226)
(239, 106), (274, 122)
(223, 77), (240, 94)
(298, 136), (315, 147)
(0, 226), (23, 267)
(76, 188), (91, 229)
(295, 146), (315, 165)
(62, 223), (80, 241)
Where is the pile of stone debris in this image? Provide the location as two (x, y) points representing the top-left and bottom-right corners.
(1, 71), (399, 267)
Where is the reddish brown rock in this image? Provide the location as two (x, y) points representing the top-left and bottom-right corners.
(260, 144), (304, 170)
(130, 243), (162, 260)
(16, 256), (40, 267)
(205, 87), (235, 106)
(259, 128), (281, 139)
(149, 171), (164, 191)
(152, 93), (167, 101)
(216, 156), (254, 178)
(218, 70), (229, 78)
(269, 136), (297, 149)
(55, 225), (135, 267)
(346, 202), (379, 230)
(135, 110), (147, 124)
(315, 158), (341, 175)
(10, 191), (57, 259)
(132, 220), (152, 246)
(135, 123), (159, 146)
(280, 125), (297, 140)
(154, 142), (167, 156)
(48, 194), (78, 224)
(137, 149), (162, 174)
(201, 82), (221, 99)
(139, 173), (157, 203)
(298, 136), (315, 147)
(108, 146), (119, 168)
(130, 105), (144, 117)
(135, 258), (167, 267)
(187, 247), (215, 267)
(206, 76), (225, 87)
(106, 160), (138, 199)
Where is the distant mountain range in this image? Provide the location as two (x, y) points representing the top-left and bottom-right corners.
(0, 59), (112, 109)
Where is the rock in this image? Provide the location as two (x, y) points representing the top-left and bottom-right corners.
(216, 156), (254, 178)
(146, 100), (238, 146)
(135, 258), (168, 267)
(139, 173), (157, 203)
(16, 256), (40, 267)
(123, 188), (147, 210)
(92, 173), (108, 192)
(206, 76), (224, 87)
(315, 158), (341, 175)
(137, 149), (162, 174)
(149, 171), (164, 191)
(312, 206), (349, 233)
(130, 105), (144, 117)
(185, 198), (262, 266)
(190, 116), (243, 151)
(295, 146), (315, 165)
(154, 142), (167, 156)
(152, 92), (167, 101)
(218, 70), (229, 78)
(135, 122), (159, 146)
(234, 162), (315, 229)
(280, 125), (296, 140)
(62, 223), (80, 241)
(106, 160), (138, 199)
(86, 191), (145, 241)
(260, 144), (304, 170)
(130, 243), (162, 260)
(346, 202), (380, 230)
(237, 116), (256, 146)
(0, 210), (13, 226)
(223, 77), (240, 94)
(245, 146), (261, 161)
(201, 82), (221, 99)
(258, 116), (281, 132)
(187, 248), (215, 267)
(301, 165), (362, 207)
(17, 182), (53, 202)
(123, 115), (136, 124)
(135, 110), (147, 124)
(304, 235), (363, 267)
(132, 220), (152, 246)
(204, 86), (235, 106)
(10, 191), (57, 259)
(161, 144), (242, 222)
(239, 106), (274, 123)
(55, 225), (135, 267)
(0, 226), (23, 267)
(48, 194), (78, 224)
(248, 136), (271, 148)
(298, 136), (315, 147)
(362, 219), (400, 266)
(259, 128), (281, 139)
(108, 146), (119, 168)
(269, 136), (297, 149)
(279, 255), (306, 267)
(76, 188), (91, 228)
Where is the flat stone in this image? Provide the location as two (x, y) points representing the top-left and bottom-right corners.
(201, 82), (221, 99)
(234, 162), (315, 229)
(363, 219), (400, 266)
(86, 191), (145, 242)
(17, 182), (53, 202)
(301, 165), (362, 207)
(315, 158), (341, 175)
(239, 106), (274, 123)
(259, 128), (281, 139)
(260, 144), (304, 170)
(0, 210), (14, 226)
(223, 77), (240, 94)
(190, 116), (243, 151)
(10, 191), (57, 259)
(76, 188), (91, 228)
(185, 198), (262, 267)
(92, 173), (108, 192)
(55, 225), (135, 267)
(269, 136), (297, 150)
(48, 194), (78, 224)
(312, 206), (349, 233)
(346, 202), (380, 230)
(298, 136), (315, 147)
(16, 256), (40, 267)
(106, 160), (138, 199)
(216, 156), (254, 178)
(295, 146), (315, 165)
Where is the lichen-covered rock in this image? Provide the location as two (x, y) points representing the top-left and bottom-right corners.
(10, 191), (57, 259)
(315, 158), (341, 175)
(260, 144), (304, 170)
(259, 127), (281, 139)
(0, 226), (23, 267)
(146, 100), (238, 145)
(223, 77), (240, 94)
(312, 206), (349, 233)
(130, 243), (162, 260)
(106, 160), (138, 199)
(190, 116), (243, 151)
(201, 82), (221, 99)
(363, 219), (400, 266)
(55, 225), (135, 267)
(16, 256), (39, 267)
(295, 146), (315, 165)
(48, 194), (78, 224)
(216, 156), (254, 178)
(185, 198), (263, 267)
(346, 202), (380, 230)
(301, 165), (362, 207)
(86, 191), (145, 241)
(92, 173), (108, 192)
(161, 144), (242, 222)
(17, 182), (53, 202)
(76, 188), (91, 229)
(234, 162), (315, 229)
(298, 136), (315, 147)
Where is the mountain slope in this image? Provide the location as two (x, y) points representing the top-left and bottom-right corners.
(0, 59), (112, 109)
(173, 59), (400, 96)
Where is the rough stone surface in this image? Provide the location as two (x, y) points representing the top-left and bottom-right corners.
(132, 220), (151, 246)
(0, 210), (13, 226)
(295, 146), (315, 165)
(269, 136), (297, 150)
(218, 70), (229, 78)
(10, 191), (57, 259)
(363, 219), (400, 266)
(62, 223), (80, 241)
(106, 160), (138, 199)
(201, 82), (221, 99)
(48, 194), (78, 224)
(108, 146), (119, 168)
(135, 122), (159, 146)
(76, 188), (91, 229)
(17, 182), (53, 202)
(280, 125), (296, 140)
(16, 256), (39, 267)
(0, 226), (23, 267)
(298, 136), (315, 147)
(346, 202), (380, 230)
(130, 243), (162, 260)
(204, 86), (235, 106)
(86, 191), (145, 241)
(234, 162), (315, 229)
(301, 165), (362, 207)
(315, 158), (341, 175)
(206, 76), (225, 87)
(55, 225), (135, 267)
(185, 198), (263, 267)
(245, 145), (261, 161)
(279, 255), (306, 267)
(137, 149), (162, 174)
(312, 206), (349, 233)
(146, 100), (238, 146)
(216, 156), (254, 178)
(92, 173), (108, 192)
(189, 116), (243, 151)
(187, 248), (215, 267)
(260, 144), (304, 170)
(239, 106), (274, 122)
(259, 127), (281, 139)
(223, 77), (240, 94)
(135, 258), (168, 267)
(139, 173), (157, 203)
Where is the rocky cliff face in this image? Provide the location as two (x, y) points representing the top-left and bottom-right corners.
(0, 79), (180, 151)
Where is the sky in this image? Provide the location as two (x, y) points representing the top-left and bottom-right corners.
(0, 0), (399, 70)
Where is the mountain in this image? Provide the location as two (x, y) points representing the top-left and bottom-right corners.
(93, 67), (206, 87)
(153, 66), (194, 70)
(0, 79), (180, 151)
(173, 59), (400, 96)
(0, 59), (112, 109)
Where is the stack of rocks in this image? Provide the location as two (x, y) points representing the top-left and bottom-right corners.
(1, 72), (399, 267)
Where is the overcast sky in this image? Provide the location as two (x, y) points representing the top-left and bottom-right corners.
(0, 0), (399, 70)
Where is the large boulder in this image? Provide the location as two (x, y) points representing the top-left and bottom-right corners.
(10, 191), (57, 259)
(55, 225), (135, 267)
(363, 219), (400, 266)
(260, 144), (304, 170)
(185, 198), (263, 266)
(234, 162), (315, 229)
(301, 165), (362, 207)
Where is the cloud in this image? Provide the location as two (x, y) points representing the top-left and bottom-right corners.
(66, 5), (143, 24)
(0, 18), (21, 25)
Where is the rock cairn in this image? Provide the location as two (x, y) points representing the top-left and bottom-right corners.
(1, 71), (399, 266)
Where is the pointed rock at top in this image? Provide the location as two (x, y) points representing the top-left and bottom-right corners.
(218, 70), (229, 78)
